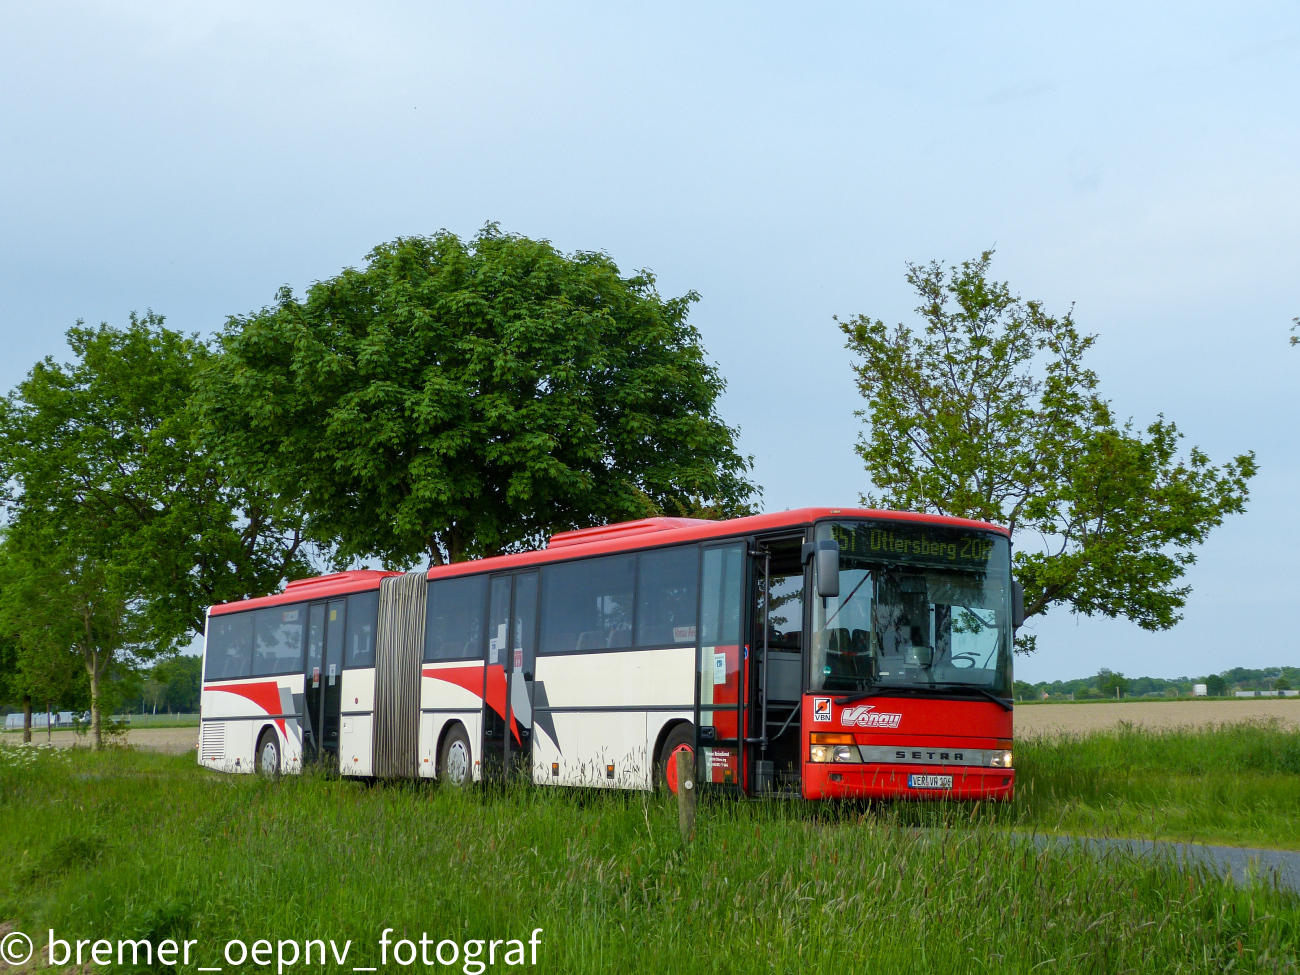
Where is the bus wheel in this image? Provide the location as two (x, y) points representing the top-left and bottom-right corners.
(256, 730), (281, 780)
(439, 725), (472, 787)
(656, 723), (694, 794)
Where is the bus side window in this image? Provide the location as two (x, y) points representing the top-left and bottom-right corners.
(700, 544), (744, 646)
(635, 546), (699, 647)
(345, 590), (380, 668)
(425, 575), (489, 661)
(539, 554), (635, 653)
(251, 604), (306, 677)
(206, 612), (254, 680)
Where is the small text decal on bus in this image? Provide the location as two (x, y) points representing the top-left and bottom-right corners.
(841, 705), (902, 729)
(813, 697), (832, 722)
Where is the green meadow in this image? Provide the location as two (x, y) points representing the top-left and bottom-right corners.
(1, 722), (1297, 974)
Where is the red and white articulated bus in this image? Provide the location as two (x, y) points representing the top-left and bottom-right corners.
(200, 507), (1022, 800)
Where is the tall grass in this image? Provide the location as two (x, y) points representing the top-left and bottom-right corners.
(1, 743), (1297, 974)
(1009, 720), (1300, 850)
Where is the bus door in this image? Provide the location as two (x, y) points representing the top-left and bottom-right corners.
(481, 572), (539, 780)
(303, 598), (346, 764)
(697, 542), (747, 791)
(747, 535), (807, 794)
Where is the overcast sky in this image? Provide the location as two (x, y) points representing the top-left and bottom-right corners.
(2, 3), (1296, 682)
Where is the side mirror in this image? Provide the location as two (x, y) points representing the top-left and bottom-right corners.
(803, 539), (840, 598)
(1012, 580), (1026, 630)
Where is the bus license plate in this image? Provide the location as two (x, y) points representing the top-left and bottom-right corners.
(908, 774), (952, 790)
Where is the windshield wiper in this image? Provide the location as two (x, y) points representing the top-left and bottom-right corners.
(833, 686), (887, 706)
(924, 682), (1013, 711)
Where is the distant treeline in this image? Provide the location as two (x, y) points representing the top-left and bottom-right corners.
(1015, 666), (1298, 701)
(1, 655), (200, 718)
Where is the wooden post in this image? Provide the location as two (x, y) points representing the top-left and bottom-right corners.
(676, 745), (696, 842)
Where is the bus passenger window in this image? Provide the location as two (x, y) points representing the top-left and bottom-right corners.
(539, 554), (635, 653)
(425, 575), (488, 661)
(345, 590), (380, 668)
(251, 604), (306, 677)
(206, 611), (254, 680)
(635, 546), (699, 646)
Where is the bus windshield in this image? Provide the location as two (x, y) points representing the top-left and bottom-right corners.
(809, 520), (1012, 698)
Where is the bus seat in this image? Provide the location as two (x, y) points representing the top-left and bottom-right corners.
(827, 628), (852, 654)
(576, 630), (608, 651)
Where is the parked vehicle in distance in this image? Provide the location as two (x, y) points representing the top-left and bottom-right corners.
(200, 507), (1021, 801)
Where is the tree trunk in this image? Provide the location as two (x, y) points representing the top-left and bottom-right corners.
(87, 654), (103, 751)
(22, 694), (32, 744)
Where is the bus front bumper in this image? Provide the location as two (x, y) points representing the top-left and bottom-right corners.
(803, 762), (1015, 801)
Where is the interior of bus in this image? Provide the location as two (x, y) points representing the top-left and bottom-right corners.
(748, 534), (805, 794)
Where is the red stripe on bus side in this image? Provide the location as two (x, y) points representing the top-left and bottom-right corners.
(206, 682), (287, 737)
(422, 665), (516, 740)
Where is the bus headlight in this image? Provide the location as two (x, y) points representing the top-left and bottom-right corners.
(810, 733), (858, 763)
(990, 750), (1013, 768)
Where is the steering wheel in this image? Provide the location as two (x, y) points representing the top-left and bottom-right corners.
(950, 653), (977, 669)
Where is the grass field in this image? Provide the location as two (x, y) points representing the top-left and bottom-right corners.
(883, 720), (1300, 852)
(2, 724), (1298, 974)
(1008, 721), (1300, 851)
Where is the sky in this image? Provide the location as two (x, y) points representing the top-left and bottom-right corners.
(1, 3), (1296, 682)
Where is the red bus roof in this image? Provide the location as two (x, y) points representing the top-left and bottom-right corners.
(208, 569), (401, 617)
(426, 506), (1007, 581)
(207, 506), (1008, 616)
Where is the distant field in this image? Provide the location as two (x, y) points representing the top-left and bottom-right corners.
(0, 727), (198, 754)
(1015, 698), (1300, 734)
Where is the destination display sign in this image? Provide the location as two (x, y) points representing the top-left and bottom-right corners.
(826, 520), (1008, 572)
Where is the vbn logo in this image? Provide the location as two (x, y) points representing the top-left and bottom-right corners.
(841, 705), (902, 729)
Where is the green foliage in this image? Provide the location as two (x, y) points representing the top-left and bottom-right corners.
(1096, 667), (1128, 698)
(840, 252), (1256, 647)
(2, 746), (1297, 974)
(0, 315), (314, 744)
(0, 513), (150, 746)
(0, 314), (313, 638)
(197, 227), (758, 567)
(131, 655), (202, 713)
(1015, 665), (1299, 700)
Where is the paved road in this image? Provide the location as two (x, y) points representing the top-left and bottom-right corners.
(1030, 834), (1300, 893)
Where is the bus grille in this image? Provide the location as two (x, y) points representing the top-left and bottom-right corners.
(201, 722), (225, 761)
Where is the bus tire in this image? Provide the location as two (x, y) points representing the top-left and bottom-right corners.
(255, 728), (281, 780)
(439, 724), (473, 787)
(655, 723), (694, 794)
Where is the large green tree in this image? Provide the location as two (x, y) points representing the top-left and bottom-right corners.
(840, 252), (1256, 651)
(196, 226), (758, 567)
(0, 519), (149, 747)
(0, 316), (315, 744)
(0, 314), (314, 638)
